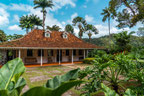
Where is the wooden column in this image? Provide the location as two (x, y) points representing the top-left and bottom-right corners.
(41, 49), (43, 66)
(72, 50), (73, 64)
(19, 49), (21, 58)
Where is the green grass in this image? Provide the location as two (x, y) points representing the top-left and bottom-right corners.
(22, 64), (90, 95)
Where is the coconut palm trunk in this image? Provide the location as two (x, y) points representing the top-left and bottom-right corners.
(26, 28), (28, 34)
(42, 9), (45, 31)
(108, 17), (111, 38)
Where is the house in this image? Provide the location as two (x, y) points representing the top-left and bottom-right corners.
(0, 29), (103, 66)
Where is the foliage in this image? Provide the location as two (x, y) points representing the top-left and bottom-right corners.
(65, 24), (74, 34)
(7, 34), (23, 41)
(0, 58), (83, 96)
(110, 31), (135, 53)
(88, 49), (106, 58)
(47, 25), (61, 31)
(85, 24), (98, 42)
(19, 14), (42, 33)
(0, 30), (7, 42)
(34, 0), (54, 31)
(108, 0), (144, 28)
(101, 7), (116, 37)
(72, 16), (87, 39)
(23, 68), (82, 96)
(78, 53), (137, 95)
(83, 58), (95, 64)
(0, 58), (26, 96)
(137, 27), (144, 37)
(101, 83), (137, 96)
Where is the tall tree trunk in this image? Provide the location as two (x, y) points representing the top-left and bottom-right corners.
(26, 28), (28, 34)
(43, 11), (45, 31)
(108, 17), (111, 38)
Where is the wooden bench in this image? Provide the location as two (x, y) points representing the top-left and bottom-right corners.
(25, 58), (37, 63)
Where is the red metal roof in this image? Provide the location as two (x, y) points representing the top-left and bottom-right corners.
(0, 29), (104, 49)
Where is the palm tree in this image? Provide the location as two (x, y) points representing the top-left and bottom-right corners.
(72, 16), (87, 39)
(19, 15), (32, 34)
(65, 24), (74, 34)
(34, 0), (54, 31)
(101, 7), (114, 37)
(46, 25), (61, 31)
(85, 24), (98, 42)
(29, 14), (43, 29)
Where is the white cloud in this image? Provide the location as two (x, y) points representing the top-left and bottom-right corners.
(85, 15), (94, 23)
(93, 24), (130, 37)
(8, 25), (21, 31)
(13, 15), (19, 22)
(67, 13), (78, 24)
(0, 8), (9, 26)
(51, 0), (76, 11)
(9, 3), (32, 12)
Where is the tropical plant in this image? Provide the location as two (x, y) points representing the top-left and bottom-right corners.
(112, 31), (135, 52)
(34, 0), (54, 31)
(23, 68), (82, 96)
(0, 58), (82, 96)
(101, 83), (137, 96)
(85, 24), (98, 42)
(19, 15), (33, 34)
(47, 25), (61, 31)
(0, 30), (7, 42)
(101, 7), (115, 37)
(108, 0), (144, 28)
(72, 16), (87, 39)
(0, 58), (26, 96)
(29, 14), (43, 29)
(65, 24), (74, 34)
(78, 53), (136, 95)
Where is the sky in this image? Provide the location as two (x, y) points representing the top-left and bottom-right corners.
(0, 0), (142, 38)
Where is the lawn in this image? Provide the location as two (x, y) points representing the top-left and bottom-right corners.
(22, 64), (91, 96)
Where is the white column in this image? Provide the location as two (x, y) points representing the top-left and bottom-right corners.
(72, 50), (73, 64)
(18, 49), (21, 58)
(84, 49), (85, 59)
(59, 50), (61, 65)
(41, 49), (43, 66)
(87, 50), (89, 57)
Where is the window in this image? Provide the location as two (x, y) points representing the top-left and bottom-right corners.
(45, 32), (50, 37)
(73, 50), (76, 56)
(79, 50), (83, 55)
(48, 50), (53, 56)
(63, 34), (68, 39)
(38, 49), (44, 56)
(27, 49), (33, 57)
(66, 50), (69, 56)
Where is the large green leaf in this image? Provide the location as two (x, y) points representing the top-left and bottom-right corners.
(101, 83), (119, 96)
(22, 80), (82, 96)
(124, 89), (137, 96)
(45, 68), (80, 89)
(0, 58), (25, 93)
(23, 68), (83, 96)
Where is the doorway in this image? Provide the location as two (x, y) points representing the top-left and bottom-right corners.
(57, 50), (62, 62)
(6, 50), (16, 61)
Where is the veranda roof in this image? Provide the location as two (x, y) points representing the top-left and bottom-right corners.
(0, 29), (104, 49)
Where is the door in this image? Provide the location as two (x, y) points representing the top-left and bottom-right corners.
(57, 50), (62, 62)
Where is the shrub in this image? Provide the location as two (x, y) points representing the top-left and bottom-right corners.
(83, 58), (95, 64)
(88, 49), (106, 57)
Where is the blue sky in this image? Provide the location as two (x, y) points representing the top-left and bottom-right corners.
(0, 0), (142, 38)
